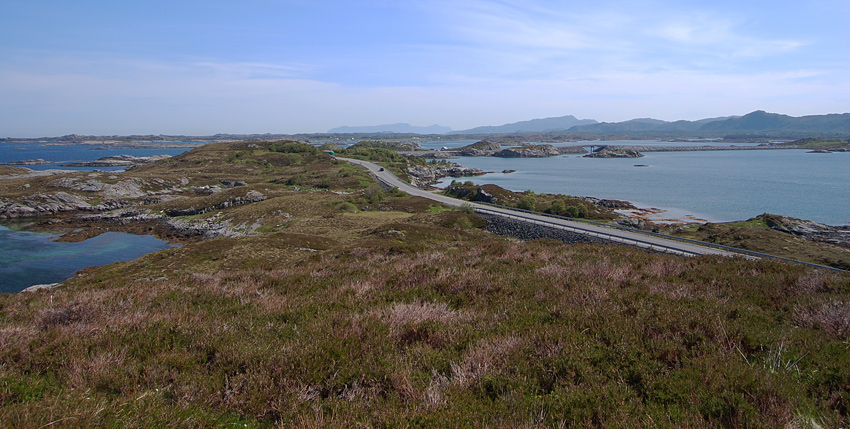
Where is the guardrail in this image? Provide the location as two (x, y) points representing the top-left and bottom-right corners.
(350, 158), (848, 274)
(475, 207), (703, 257)
(473, 202), (850, 274)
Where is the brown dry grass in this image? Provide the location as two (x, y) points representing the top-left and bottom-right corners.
(0, 237), (848, 427)
(2, 141), (850, 427)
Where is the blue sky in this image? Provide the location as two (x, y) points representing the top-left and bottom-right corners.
(1, 0), (847, 136)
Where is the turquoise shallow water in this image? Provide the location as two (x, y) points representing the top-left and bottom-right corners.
(436, 149), (850, 226)
(0, 225), (174, 293)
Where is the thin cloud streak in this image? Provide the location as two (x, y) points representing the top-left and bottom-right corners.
(0, 0), (846, 136)
(2, 54), (844, 136)
(435, 0), (807, 75)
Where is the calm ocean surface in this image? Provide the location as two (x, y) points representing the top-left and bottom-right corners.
(0, 142), (199, 172)
(1, 140), (847, 291)
(0, 225), (174, 293)
(1, 142), (190, 292)
(426, 141), (849, 226)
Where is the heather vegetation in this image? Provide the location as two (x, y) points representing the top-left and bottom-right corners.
(779, 138), (850, 150)
(334, 145), (427, 182)
(2, 238), (849, 427)
(346, 140), (422, 152)
(661, 216), (850, 270)
(1, 141), (849, 427)
(445, 182), (618, 221)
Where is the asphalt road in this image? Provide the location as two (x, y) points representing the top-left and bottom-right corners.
(338, 157), (743, 258)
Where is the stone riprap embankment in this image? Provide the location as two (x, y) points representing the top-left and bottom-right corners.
(478, 213), (606, 245)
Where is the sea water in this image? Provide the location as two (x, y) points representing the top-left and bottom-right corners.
(0, 142), (193, 292)
(436, 149), (850, 226)
(0, 225), (174, 293)
(0, 141), (199, 172)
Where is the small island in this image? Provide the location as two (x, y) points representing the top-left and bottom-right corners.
(59, 154), (172, 167)
(1, 158), (53, 165)
(584, 146), (645, 158)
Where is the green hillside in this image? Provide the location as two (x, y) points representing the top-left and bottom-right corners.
(564, 111), (849, 138)
(0, 142), (848, 427)
(699, 111), (850, 137)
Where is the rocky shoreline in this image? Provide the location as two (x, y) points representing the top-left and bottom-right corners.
(0, 167), (271, 241)
(401, 140), (846, 161)
(598, 144), (849, 153)
(402, 140), (589, 159)
(1, 159), (53, 165)
(59, 154), (172, 167)
(584, 147), (644, 158)
(406, 162), (487, 187)
(761, 214), (850, 247)
(2, 143), (847, 272)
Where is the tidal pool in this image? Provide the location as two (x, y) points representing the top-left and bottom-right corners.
(0, 225), (174, 293)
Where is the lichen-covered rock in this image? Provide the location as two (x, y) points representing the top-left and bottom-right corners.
(494, 144), (562, 158)
(456, 140), (502, 156)
(761, 214), (850, 247)
(51, 177), (148, 199)
(0, 192), (95, 218)
(59, 154), (171, 167)
(584, 147), (644, 158)
(406, 163), (486, 187)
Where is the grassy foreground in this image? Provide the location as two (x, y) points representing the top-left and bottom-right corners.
(0, 142), (849, 427)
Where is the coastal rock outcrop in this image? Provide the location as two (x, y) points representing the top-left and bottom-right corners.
(0, 168), (78, 180)
(492, 144), (587, 158)
(584, 147), (644, 158)
(59, 154), (171, 167)
(51, 176), (148, 199)
(1, 159), (53, 165)
(580, 197), (636, 210)
(761, 214), (850, 247)
(406, 163), (486, 187)
(445, 185), (496, 203)
(456, 140), (502, 156)
(494, 144), (562, 158)
(0, 192), (127, 218)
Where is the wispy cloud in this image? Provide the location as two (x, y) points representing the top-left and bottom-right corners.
(428, 0), (807, 78)
(0, 0), (845, 136)
(649, 14), (805, 59)
(191, 62), (313, 79)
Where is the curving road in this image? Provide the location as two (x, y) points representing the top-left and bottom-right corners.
(339, 157), (744, 258)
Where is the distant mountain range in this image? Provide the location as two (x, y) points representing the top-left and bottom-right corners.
(327, 111), (849, 138)
(569, 111), (850, 137)
(450, 115), (597, 134)
(327, 123), (452, 134)
(698, 111), (850, 134)
(567, 116), (736, 134)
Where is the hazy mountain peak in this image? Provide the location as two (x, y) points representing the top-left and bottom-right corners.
(451, 115), (597, 134)
(328, 123), (452, 134)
